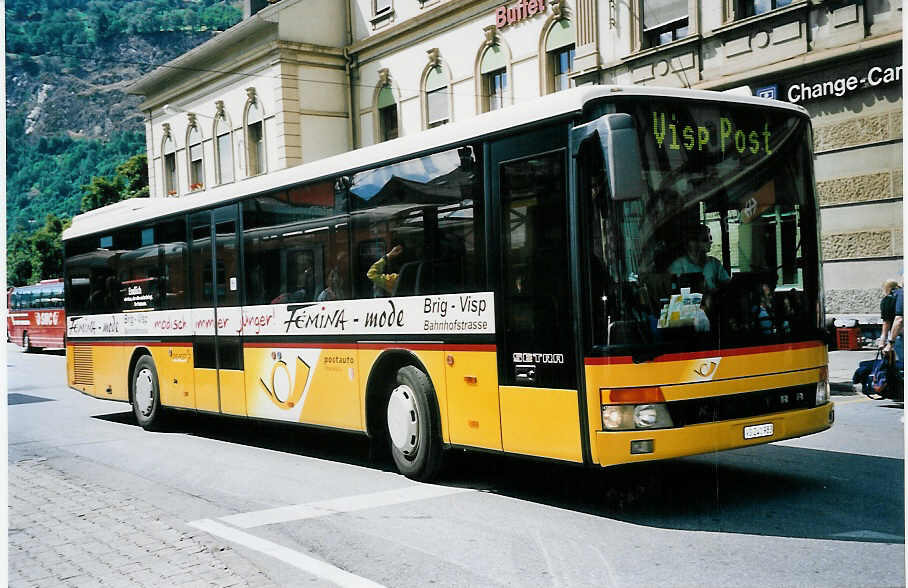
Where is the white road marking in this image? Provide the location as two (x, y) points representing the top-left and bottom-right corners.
(219, 484), (474, 529)
(832, 396), (871, 405)
(188, 518), (387, 588)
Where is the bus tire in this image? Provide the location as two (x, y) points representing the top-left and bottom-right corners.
(132, 355), (163, 430)
(386, 365), (443, 481)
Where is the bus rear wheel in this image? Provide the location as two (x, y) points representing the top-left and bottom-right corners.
(386, 365), (443, 481)
(132, 355), (163, 430)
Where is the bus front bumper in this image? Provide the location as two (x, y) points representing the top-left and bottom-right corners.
(595, 402), (834, 466)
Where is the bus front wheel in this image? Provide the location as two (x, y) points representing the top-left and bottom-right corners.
(386, 365), (443, 481)
(132, 355), (163, 430)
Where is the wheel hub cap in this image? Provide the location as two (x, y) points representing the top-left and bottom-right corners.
(387, 385), (419, 456)
(135, 368), (154, 416)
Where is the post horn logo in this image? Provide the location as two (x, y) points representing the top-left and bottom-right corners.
(693, 358), (721, 381)
(259, 356), (311, 409)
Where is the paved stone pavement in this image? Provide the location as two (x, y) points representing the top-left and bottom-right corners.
(8, 457), (281, 588)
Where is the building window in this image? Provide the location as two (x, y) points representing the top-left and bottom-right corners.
(163, 136), (177, 197)
(544, 18), (576, 93)
(215, 115), (234, 184)
(552, 46), (575, 92)
(425, 66), (449, 128)
(642, 0), (689, 48)
(480, 44), (508, 112)
(374, 0), (392, 15)
(486, 70), (507, 112)
(377, 85), (398, 141)
(738, 0), (794, 18)
(246, 102), (265, 176)
(187, 126), (204, 192)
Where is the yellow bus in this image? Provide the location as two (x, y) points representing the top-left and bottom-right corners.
(64, 86), (833, 480)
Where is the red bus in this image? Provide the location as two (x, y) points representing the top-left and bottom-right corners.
(7, 278), (65, 351)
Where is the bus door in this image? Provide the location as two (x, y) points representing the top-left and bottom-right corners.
(489, 125), (584, 463)
(190, 205), (246, 416)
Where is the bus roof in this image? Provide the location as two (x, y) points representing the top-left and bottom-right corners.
(63, 85), (807, 242)
(11, 279), (64, 293)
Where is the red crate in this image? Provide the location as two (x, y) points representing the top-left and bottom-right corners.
(836, 327), (861, 350)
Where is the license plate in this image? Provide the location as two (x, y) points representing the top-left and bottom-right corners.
(743, 423), (774, 440)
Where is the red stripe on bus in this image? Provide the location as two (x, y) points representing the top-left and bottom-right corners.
(356, 343), (496, 352)
(67, 341), (193, 348)
(121, 277), (156, 285)
(584, 341), (823, 365)
(66, 340), (496, 353)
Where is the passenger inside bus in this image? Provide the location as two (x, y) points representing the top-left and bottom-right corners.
(367, 244), (403, 296)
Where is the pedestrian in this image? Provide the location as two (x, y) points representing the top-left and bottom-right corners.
(880, 279), (903, 373)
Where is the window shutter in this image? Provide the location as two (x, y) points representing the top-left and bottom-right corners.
(642, 0), (687, 30)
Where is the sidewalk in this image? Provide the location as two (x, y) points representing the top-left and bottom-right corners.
(8, 457), (280, 588)
(828, 348), (881, 394)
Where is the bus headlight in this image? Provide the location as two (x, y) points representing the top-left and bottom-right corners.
(602, 404), (674, 430)
(634, 404), (672, 428)
(816, 367), (830, 405)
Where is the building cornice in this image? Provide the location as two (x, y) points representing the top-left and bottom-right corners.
(695, 31), (902, 90)
(136, 39), (346, 112)
(348, 0), (501, 61)
(129, 17), (279, 96)
(136, 40), (281, 110)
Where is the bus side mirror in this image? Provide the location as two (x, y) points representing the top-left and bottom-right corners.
(602, 114), (646, 201)
(571, 113), (646, 201)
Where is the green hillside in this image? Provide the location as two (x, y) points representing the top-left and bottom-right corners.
(6, 0), (242, 283)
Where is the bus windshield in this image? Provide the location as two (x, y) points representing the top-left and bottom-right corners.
(586, 99), (821, 355)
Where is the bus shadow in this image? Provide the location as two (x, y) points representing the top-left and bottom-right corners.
(94, 409), (394, 473)
(441, 444), (905, 544)
(94, 409), (903, 543)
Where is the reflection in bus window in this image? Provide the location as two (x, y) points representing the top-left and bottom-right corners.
(351, 145), (483, 298)
(243, 182), (349, 306)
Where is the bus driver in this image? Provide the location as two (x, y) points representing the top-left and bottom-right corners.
(668, 225), (730, 291)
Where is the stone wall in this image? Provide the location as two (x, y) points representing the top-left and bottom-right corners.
(813, 109), (902, 152)
(825, 288), (882, 315)
(816, 170), (901, 206)
(822, 229), (903, 260)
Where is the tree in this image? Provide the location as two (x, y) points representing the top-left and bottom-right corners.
(30, 214), (68, 281)
(80, 151), (149, 212)
(80, 175), (125, 212)
(116, 153), (149, 199)
(6, 231), (35, 287)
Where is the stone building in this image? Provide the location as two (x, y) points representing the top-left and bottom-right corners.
(129, 0), (902, 319)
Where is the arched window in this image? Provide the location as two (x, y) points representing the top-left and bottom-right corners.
(245, 100), (265, 176)
(377, 84), (398, 142)
(424, 65), (449, 129)
(214, 114), (234, 184)
(162, 134), (177, 197)
(480, 44), (508, 112)
(543, 19), (575, 93)
(187, 124), (204, 192)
